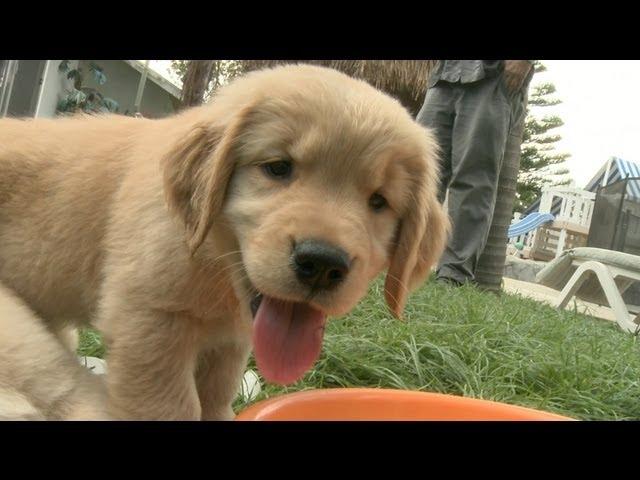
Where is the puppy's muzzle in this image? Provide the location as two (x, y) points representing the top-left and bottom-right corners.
(292, 239), (350, 290)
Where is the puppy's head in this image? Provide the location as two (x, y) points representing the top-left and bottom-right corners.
(163, 65), (449, 384)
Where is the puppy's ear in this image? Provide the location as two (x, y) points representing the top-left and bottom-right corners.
(384, 156), (450, 319)
(162, 106), (252, 254)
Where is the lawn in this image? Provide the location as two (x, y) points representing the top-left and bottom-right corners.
(79, 277), (640, 420)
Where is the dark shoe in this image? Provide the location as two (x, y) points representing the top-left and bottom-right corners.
(436, 276), (464, 287)
(476, 283), (503, 296)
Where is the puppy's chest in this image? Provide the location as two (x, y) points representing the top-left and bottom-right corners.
(196, 309), (252, 352)
(183, 287), (251, 350)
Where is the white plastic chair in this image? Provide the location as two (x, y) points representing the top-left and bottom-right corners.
(536, 247), (640, 333)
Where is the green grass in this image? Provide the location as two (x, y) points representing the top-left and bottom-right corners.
(79, 278), (640, 420)
(77, 328), (107, 358)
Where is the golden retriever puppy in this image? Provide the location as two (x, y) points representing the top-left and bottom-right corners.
(0, 65), (448, 420)
(0, 284), (109, 420)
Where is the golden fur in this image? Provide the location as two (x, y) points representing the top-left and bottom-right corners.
(0, 65), (449, 420)
(0, 284), (109, 420)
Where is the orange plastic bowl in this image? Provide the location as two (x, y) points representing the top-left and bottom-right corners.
(236, 388), (573, 421)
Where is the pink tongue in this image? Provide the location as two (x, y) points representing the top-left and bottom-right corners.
(253, 296), (327, 385)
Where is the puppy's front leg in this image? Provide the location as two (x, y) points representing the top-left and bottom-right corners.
(104, 310), (202, 420)
(196, 340), (252, 420)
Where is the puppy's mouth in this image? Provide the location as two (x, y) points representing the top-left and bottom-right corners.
(250, 293), (264, 317)
(248, 289), (327, 386)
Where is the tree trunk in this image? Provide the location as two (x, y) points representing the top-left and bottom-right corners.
(475, 120), (526, 293)
(180, 60), (215, 108)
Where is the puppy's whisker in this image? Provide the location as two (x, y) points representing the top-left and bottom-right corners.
(206, 265), (250, 300)
(205, 260), (244, 280)
(304, 289), (317, 303)
(195, 261), (246, 298)
(199, 264), (248, 310)
(385, 272), (410, 295)
(208, 263), (246, 289)
(383, 286), (402, 310)
(210, 250), (242, 264)
(383, 273), (411, 310)
(199, 250), (243, 269)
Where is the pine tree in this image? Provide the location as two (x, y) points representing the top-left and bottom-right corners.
(515, 62), (571, 212)
(170, 60), (243, 108)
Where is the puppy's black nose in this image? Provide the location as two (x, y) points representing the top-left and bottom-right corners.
(292, 240), (350, 290)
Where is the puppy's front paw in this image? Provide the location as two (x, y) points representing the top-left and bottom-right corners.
(201, 405), (236, 421)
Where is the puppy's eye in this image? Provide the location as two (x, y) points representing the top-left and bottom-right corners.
(369, 193), (388, 211)
(262, 160), (293, 179)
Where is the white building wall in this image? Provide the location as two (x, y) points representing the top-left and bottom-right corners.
(36, 60), (179, 119)
(78, 60), (178, 118)
(35, 60), (77, 118)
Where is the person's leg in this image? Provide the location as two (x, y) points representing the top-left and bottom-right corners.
(416, 83), (455, 203)
(436, 76), (512, 284)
